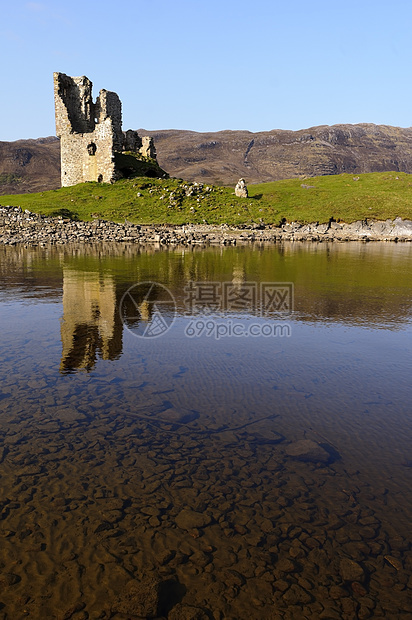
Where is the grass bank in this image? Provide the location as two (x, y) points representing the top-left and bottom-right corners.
(1, 171), (412, 226)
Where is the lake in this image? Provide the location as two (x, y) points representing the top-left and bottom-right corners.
(0, 241), (411, 619)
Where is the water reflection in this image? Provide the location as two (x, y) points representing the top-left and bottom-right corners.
(1, 242), (412, 373)
(119, 281), (177, 339)
(60, 269), (123, 373)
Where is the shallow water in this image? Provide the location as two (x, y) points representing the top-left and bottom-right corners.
(0, 242), (411, 619)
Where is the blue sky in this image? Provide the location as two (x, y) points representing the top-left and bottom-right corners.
(1, 0), (412, 141)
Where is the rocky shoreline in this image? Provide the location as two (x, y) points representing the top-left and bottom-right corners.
(1, 205), (412, 246)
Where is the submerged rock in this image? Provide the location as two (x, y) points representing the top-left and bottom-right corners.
(339, 558), (365, 582)
(169, 603), (210, 620)
(286, 439), (330, 463)
(113, 577), (160, 617)
(175, 509), (212, 530)
(0, 572), (20, 586)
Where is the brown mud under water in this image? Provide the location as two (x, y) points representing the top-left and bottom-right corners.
(1, 397), (411, 620)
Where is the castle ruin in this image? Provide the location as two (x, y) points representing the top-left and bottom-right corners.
(53, 72), (158, 187)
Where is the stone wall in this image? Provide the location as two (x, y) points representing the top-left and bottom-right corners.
(54, 72), (158, 188)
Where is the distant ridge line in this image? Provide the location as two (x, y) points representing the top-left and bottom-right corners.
(1, 123), (412, 194)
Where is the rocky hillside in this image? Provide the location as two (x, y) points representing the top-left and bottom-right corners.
(145, 124), (412, 186)
(0, 136), (60, 195)
(1, 124), (412, 194)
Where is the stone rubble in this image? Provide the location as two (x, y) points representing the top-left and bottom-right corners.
(0, 205), (412, 246)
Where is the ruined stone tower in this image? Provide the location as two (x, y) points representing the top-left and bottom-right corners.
(54, 72), (160, 187)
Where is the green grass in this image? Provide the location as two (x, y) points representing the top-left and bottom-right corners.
(1, 171), (412, 226)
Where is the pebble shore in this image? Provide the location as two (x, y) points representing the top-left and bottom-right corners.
(1, 205), (412, 245)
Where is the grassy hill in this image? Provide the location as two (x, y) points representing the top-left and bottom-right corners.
(1, 171), (412, 226)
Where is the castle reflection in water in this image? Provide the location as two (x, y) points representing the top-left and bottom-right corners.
(1, 242), (410, 374)
(60, 269), (123, 373)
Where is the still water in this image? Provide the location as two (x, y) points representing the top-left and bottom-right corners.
(0, 242), (411, 619)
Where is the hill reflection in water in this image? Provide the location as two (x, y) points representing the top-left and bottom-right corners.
(0, 241), (411, 373)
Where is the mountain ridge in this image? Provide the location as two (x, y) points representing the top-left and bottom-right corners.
(1, 123), (412, 194)
(141, 123), (412, 186)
